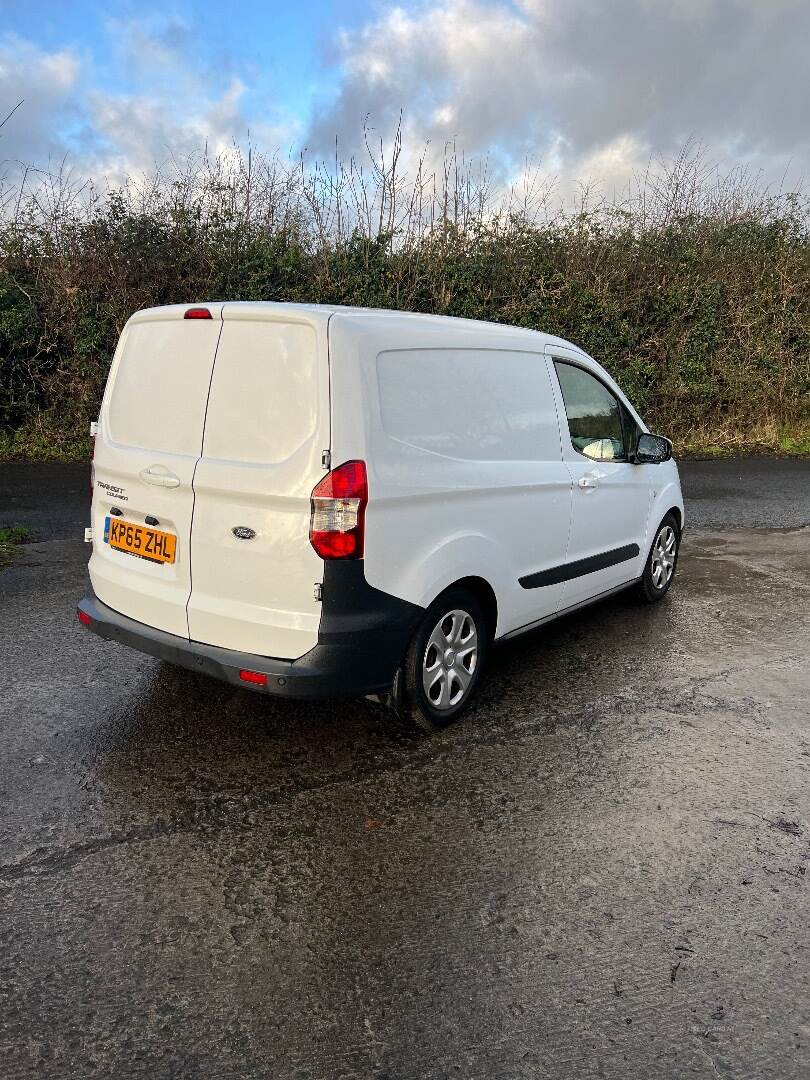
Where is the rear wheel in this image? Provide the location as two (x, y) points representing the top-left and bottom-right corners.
(636, 513), (680, 603)
(401, 588), (487, 732)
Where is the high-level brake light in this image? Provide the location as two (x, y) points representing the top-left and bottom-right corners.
(184, 307), (212, 320)
(309, 460), (368, 560)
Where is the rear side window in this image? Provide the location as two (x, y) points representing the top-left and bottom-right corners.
(202, 321), (318, 465)
(377, 348), (561, 461)
(553, 361), (626, 462)
(107, 318), (221, 456)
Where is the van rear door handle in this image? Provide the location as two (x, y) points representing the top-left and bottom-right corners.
(140, 466), (180, 488)
(578, 475), (598, 489)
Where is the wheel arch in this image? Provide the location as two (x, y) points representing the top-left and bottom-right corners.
(666, 505), (683, 534)
(433, 575), (499, 642)
(646, 506), (682, 559)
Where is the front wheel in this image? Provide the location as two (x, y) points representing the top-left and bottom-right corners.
(636, 513), (680, 603)
(400, 587), (487, 732)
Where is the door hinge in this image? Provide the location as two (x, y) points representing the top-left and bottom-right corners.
(321, 450), (331, 470)
(84, 527), (93, 543)
(89, 420), (99, 437)
(313, 583), (322, 602)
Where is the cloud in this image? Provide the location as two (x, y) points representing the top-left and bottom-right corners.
(1, 2), (808, 197)
(0, 35), (82, 167)
(0, 20), (294, 185)
(306, 0), (810, 191)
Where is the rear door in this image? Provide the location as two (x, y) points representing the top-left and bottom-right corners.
(186, 307), (331, 660)
(89, 305), (223, 637)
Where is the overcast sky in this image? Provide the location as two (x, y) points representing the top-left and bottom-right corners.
(1, 0), (808, 195)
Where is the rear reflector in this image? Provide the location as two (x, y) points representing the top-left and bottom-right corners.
(184, 307), (212, 320)
(77, 609), (91, 627)
(309, 460), (368, 560)
(239, 669), (268, 687)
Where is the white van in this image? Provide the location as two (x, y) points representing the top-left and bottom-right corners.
(78, 303), (684, 729)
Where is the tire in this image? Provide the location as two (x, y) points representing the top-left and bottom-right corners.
(636, 513), (680, 604)
(400, 587), (487, 732)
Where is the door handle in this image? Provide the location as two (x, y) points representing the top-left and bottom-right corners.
(140, 466), (180, 488)
(578, 475), (598, 490)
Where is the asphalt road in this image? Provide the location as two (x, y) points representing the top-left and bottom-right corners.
(1, 458), (809, 1079)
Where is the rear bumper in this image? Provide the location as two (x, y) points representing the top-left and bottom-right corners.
(78, 569), (422, 701)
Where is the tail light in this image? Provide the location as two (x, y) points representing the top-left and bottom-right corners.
(184, 307), (212, 319)
(309, 460), (368, 560)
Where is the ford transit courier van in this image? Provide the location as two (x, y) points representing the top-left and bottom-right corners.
(78, 303), (684, 729)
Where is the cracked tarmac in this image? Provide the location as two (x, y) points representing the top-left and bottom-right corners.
(0, 458), (809, 1079)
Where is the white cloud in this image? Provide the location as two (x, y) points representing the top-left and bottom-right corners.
(0, 21), (295, 186)
(306, 0), (810, 194)
(0, 36), (82, 167)
(1, 1), (808, 200)
(85, 78), (254, 184)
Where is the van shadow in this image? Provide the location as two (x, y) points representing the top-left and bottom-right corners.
(481, 583), (686, 717)
(92, 581), (680, 817)
(91, 656), (426, 811)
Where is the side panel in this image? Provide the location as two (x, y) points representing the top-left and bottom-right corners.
(328, 317), (573, 638)
(89, 308), (223, 637)
(186, 311), (330, 659)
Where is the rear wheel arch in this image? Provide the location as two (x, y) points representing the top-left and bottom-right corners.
(435, 576), (498, 641)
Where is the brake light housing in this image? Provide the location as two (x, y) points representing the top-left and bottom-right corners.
(184, 307), (212, 320)
(309, 460), (368, 560)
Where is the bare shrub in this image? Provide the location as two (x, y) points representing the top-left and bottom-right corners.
(0, 134), (808, 457)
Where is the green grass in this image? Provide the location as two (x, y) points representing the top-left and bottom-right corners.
(1, 420), (807, 464)
(778, 428), (810, 455)
(0, 426), (89, 462)
(0, 524), (34, 569)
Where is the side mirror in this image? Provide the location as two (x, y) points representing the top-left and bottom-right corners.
(635, 433), (672, 464)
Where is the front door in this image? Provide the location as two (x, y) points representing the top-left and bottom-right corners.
(547, 350), (652, 609)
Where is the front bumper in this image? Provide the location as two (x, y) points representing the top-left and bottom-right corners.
(78, 568), (422, 701)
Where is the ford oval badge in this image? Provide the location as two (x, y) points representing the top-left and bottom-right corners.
(232, 526), (256, 541)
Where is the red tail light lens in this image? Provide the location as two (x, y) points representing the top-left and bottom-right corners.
(184, 307), (212, 320)
(309, 460), (368, 560)
(239, 669), (268, 686)
(77, 609), (91, 627)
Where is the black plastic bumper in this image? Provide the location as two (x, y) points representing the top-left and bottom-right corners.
(78, 564), (423, 701)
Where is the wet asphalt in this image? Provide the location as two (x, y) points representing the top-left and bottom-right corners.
(0, 457), (809, 1079)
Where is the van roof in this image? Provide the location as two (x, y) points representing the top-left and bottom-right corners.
(128, 301), (587, 356)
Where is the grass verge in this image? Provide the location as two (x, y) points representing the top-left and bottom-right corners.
(0, 525), (35, 569)
(1, 419), (807, 463)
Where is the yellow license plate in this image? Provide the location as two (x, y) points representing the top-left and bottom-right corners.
(104, 516), (177, 564)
